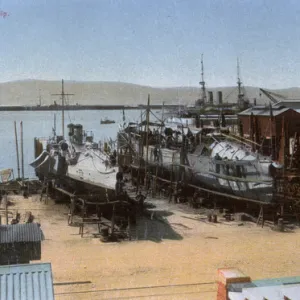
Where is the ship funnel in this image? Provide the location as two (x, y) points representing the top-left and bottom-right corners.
(218, 91), (223, 104)
(72, 124), (83, 144)
(67, 123), (74, 136)
(208, 91), (213, 104)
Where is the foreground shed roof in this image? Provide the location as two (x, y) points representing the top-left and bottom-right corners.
(0, 263), (54, 300)
(0, 223), (44, 244)
(228, 275), (300, 300)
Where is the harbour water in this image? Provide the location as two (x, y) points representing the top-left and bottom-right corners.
(0, 109), (161, 178)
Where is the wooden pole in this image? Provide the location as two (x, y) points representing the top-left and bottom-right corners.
(180, 126), (186, 182)
(54, 113), (56, 136)
(140, 109), (143, 156)
(145, 95), (150, 164)
(62, 79), (65, 138)
(169, 152), (174, 202)
(144, 94), (150, 184)
(14, 121), (20, 179)
(111, 204), (115, 236)
(153, 160), (158, 198)
(20, 121), (24, 183)
(250, 112), (254, 151)
(136, 110), (143, 193)
(127, 213), (131, 241)
(155, 101), (165, 197)
(5, 193), (8, 225)
(269, 103), (274, 159)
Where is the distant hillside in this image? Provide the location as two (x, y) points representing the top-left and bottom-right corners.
(0, 80), (300, 106)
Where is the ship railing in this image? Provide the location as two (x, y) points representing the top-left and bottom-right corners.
(208, 171), (273, 184)
(211, 158), (253, 166)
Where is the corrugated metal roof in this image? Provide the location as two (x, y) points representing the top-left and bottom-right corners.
(0, 263), (54, 300)
(228, 292), (246, 300)
(229, 276), (300, 290)
(274, 100), (300, 109)
(238, 106), (291, 116)
(228, 277), (300, 300)
(281, 284), (300, 299)
(243, 285), (283, 299)
(0, 223), (44, 244)
(231, 284), (300, 300)
(252, 276), (300, 287)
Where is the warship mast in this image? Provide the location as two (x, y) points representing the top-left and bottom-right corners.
(195, 54), (207, 107)
(237, 58), (245, 109)
(199, 54), (207, 104)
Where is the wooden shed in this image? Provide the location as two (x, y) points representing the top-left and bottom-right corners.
(0, 223), (44, 265)
(238, 105), (300, 165)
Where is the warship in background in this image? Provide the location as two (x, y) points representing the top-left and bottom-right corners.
(167, 56), (251, 120)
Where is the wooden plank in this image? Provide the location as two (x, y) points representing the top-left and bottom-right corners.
(153, 175), (271, 205)
(54, 186), (75, 197)
(188, 184), (272, 205)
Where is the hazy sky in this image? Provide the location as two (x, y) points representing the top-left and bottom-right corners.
(0, 0), (300, 88)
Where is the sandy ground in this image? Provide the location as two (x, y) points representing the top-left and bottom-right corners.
(4, 194), (300, 300)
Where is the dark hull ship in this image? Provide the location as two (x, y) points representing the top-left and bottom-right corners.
(101, 118), (115, 124)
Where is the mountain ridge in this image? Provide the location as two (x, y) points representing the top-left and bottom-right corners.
(0, 80), (300, 106)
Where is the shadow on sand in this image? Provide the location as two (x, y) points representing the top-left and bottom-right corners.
(130, 209), (183, 243)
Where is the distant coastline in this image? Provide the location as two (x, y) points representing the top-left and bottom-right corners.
(0, 79), (299, 107)
(0, 104), (181, 111)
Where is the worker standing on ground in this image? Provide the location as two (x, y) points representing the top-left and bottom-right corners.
(145, 171), (151, 191)
(136, 191), (146, 212)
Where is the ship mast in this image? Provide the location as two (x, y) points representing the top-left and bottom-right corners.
(199, 54), (207, 104)
(237, 58), (244, 107)
(52, 79), (74, 139)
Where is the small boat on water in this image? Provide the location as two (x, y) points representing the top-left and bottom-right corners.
(101, 118), (115, 125)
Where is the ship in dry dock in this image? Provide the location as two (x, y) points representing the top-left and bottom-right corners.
(30, 80), (119, 200)
(31, 123), (118, 198)
(118, 108), (276, 203)
(117, 60), (300, 207)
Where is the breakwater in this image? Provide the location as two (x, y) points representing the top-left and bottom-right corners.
(0, 104), (180, 111)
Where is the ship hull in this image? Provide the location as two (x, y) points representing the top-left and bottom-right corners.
(191, 172), (273, 202)
(139, 143), (274, 203)
(31, 146), (117, 200)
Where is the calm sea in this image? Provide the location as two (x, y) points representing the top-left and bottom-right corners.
(0, 109), (162, 178)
